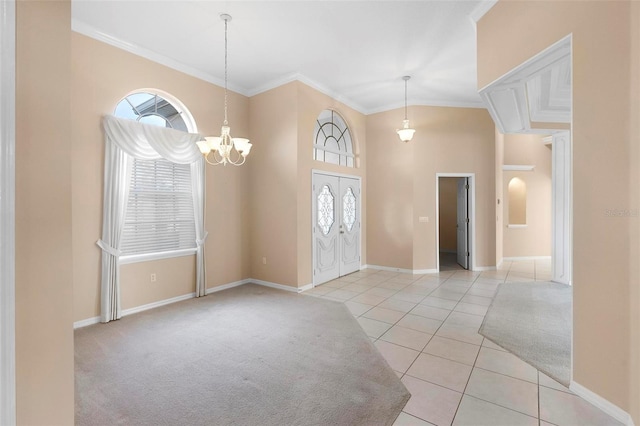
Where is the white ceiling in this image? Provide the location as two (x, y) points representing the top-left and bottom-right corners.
(72, 1), (497, 114)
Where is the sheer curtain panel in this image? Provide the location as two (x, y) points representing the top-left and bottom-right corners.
(98, 115), (206, 322)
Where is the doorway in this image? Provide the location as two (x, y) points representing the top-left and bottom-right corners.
(312, 171), (361, 286)
(436, 174), (475, 272)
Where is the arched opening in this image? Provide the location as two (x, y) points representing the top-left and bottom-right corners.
(508, 177), (527, 225)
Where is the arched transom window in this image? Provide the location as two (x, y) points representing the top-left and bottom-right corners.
(313, 109), (354, 167)
(114, 90), (197, 133)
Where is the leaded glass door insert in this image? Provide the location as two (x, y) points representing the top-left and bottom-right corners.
(338, 178), (360, 276)
(343, 187), (356, 232)
(317, 185), (335, 235)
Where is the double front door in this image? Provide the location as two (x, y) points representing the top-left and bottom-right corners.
(312, 173), (361, 285)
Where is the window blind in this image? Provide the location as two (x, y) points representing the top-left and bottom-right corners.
(121, 158), (196, 256)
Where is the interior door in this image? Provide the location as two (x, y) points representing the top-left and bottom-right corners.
(313, 174), (341, 284)
(313, 173), (361, 285)
(456, 178), (469, 269)
(339, 177), (360, 276)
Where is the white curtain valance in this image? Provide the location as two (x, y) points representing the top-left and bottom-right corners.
(103, 114), (202, 164)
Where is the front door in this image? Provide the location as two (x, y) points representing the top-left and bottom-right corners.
(313, 173), (361, 285)
(456, 177), (469, 269)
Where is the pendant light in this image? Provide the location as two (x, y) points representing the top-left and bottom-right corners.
(396, 76), (416, 142)
(197, 14), (252, 166)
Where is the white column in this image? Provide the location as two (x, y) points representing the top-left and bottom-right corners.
(0, 0), (16, 424)
(552, 131), (572, 285)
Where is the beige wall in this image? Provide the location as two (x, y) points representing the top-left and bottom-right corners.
(367, 106), (496, 271)
(630, 1), (640, 421)
(438, 178), (458, 252)
(248, 82), (299, 287)
(502, 134), (551, 258)
(249, 81), (367, 287)
(72, 33), (250, 321)
(367, 109), (415, 270)
(16, 1), (75, 423)
(479, 1), (636, 418)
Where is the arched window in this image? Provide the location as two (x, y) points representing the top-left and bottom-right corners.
(114, 90), (199, 260)
(114, 90), (197, 132)
(508, 177), (527, 225)
(313, 109), (354, 167)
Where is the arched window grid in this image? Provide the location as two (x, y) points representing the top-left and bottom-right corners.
(313, 109), (355, 168)
(114, 88), (197, 134)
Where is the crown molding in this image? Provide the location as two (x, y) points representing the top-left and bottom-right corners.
(503, 165), (535, 171)
(367, 99), (486, 115)
(72, 19), (487, 116)
(248, 72), (369, 114)
(469, 0), (498, 25)
(71, 19), (250, 96)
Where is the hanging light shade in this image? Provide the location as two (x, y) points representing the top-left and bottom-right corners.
(197, 14), (252, 166)
(396, 76), (416, 143)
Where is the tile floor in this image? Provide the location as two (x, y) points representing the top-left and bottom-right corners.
(304, 259), (622, 426)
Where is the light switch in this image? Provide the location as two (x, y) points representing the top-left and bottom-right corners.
(419, 216), (429, 223)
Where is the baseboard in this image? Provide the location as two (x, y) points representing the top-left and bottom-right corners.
(502, 256), (552, 261)
(569, 381), (635, 426)
(122, 292), (195, 317)
(365, 264), (439, 275)
(497, 258), (504, 270)
(473, 265), (497, 272)
(74, 278), (321, 329)
(414, 268), (439, 274)
(365, 264), (413, 274)
(74, 316), (101, 329)
(205, 279), (251, 295)
(74, 292), (197, 329)
(250, 278), (300, 293)
(298, 283), (313, 293)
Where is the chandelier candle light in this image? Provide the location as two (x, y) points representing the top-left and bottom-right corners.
(197, 14), (252, 166)
(396, 75), (416, 143)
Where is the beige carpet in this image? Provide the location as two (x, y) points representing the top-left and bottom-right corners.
(479, 281), (572, 386)
(75, 284), (409, 425)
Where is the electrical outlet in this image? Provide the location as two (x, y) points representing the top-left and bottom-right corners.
(262, 257), (267, 265)
(150, 273), (157, 282)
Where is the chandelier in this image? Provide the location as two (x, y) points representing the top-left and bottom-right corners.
(197, 14), (252, 166)
(396, 76), (416, 143)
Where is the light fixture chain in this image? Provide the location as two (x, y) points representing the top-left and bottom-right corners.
(404, 78), (408, 120)
(224, 17), (228, 126)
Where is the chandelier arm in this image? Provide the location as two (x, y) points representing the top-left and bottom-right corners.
(227, 144), (245, 165)
(229, 156), (246, 166)
(203, 151), (222, 166)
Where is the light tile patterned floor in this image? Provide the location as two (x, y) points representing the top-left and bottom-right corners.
(304, 259), (623, 426)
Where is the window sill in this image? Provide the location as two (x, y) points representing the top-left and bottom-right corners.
(120, 248), (197, 265)
(507, 224), (528, 229)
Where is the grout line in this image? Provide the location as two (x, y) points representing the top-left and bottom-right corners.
(450, 273), (487, 424)
(538, 370), (542, 426)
